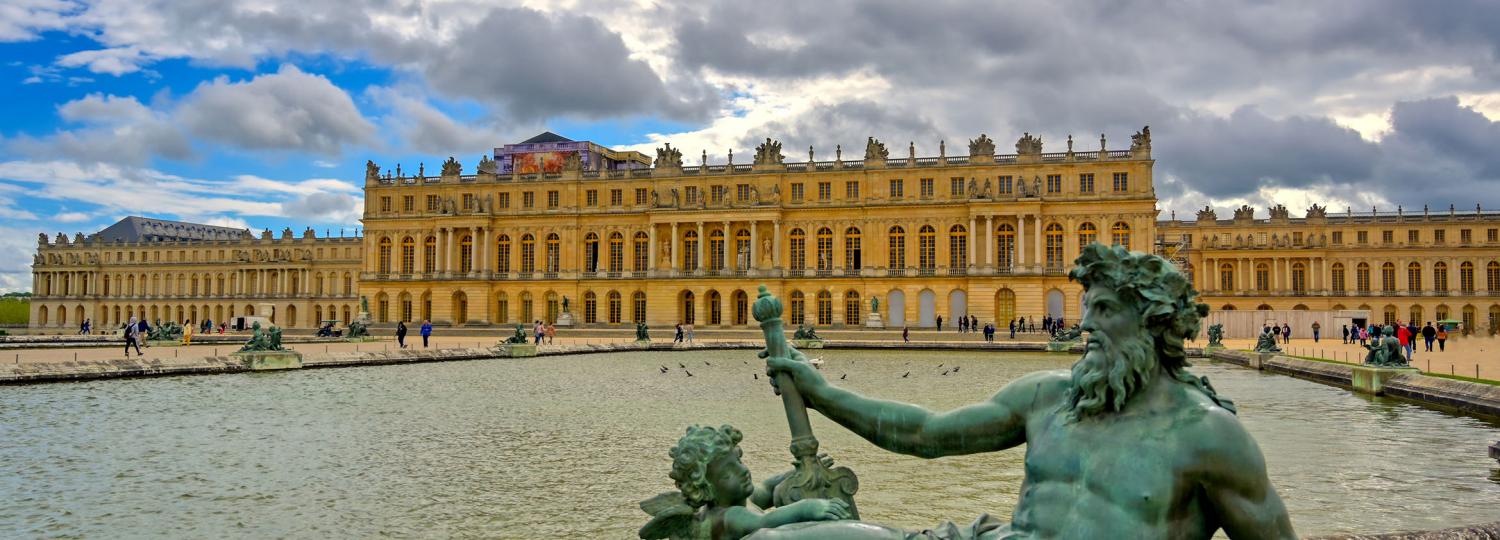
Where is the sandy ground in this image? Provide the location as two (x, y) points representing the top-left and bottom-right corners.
(1219, 336), (1500, 381)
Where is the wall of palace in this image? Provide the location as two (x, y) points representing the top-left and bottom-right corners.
(357, 133), (1159, 328)
(1159, 204), (1500, 334)
(29, 228), (363, 331)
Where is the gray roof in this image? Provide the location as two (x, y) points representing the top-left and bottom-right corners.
(90, 216), (251, 243)
(519, 131), (572, 144)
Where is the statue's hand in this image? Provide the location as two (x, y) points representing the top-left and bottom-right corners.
(790, 498), (852, 522)
(766, 354), (827, 397)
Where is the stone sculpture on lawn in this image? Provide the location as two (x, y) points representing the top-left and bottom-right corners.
(702, 244), (1296, 538)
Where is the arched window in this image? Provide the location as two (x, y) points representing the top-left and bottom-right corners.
(844, 227), (862, 270)
(918, 225), (936, 270)
(423, 236), (437, 273)
(1331, 263), (1345, 292)
(707, 290), (722, 325)
(1410, 305), (1424, 325)
(709, 230), (726, 271)
(1489, 305), (1500, 336)
(816, 228), (833, 271)
(1291, 262), (1306, 293)
(608, 232), (624, 273)
(888, 226), (906, 269)
(1044, 224), (1064, 268)
(684, 230), (700, 271)
(520, 292), (534, 323)
(496, 292), (509, 324)
(1489, 262), (1500, 292)
(545, 233), (560, 273)
(681, 291), (696, 324)
(584, 232), (600, 273)
(1433, 262), (1448, 293)
(1380, 263), (1395, 292)
(1355, 263), (1369, 292)
(1111, 221), (1131, 247)
(1407, 262), (1422, 292)
(459, 235), (473, 273)
(633, 232), (649, 271)
(546, 292), (559, 324)
(790, 291), (805, 325)
(948, 225), (967, 269)
(1255, 263), (1269, 292)
(995, 289), (1016, 322)
(844, 290), (861, 324)
(1219, 263), (1236, 291)
(1383, 305), (1397, 326)
(816, 290), (833, 325)
(1077, 222), (1098, 250)
(399, 292), (413, 322)
(789, 229), (806, 271)
(632, 291), (647, 323)
(496, 235), (511, 273)
(995, 224), (1014, 269)
(520, 234), (536, 273)
(400, 236), (415, 274)
(1460, 262), (1475, 293)
(607, 291), (622, 323)
(1462, 305), (1476, 334)
(583, 291), (597, 324)
(1436, 304), (1450, 321)
(377, 238), (392, 273)
(735, 229), (751, 269)
(733, 290), (749, 325)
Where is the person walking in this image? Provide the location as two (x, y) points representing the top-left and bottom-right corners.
(1311, 322), (1320, 343)
(1436, 325), (1448, 352)
(1396, 322), (1413, 362)
(902, 326), (910, 343)
(396, 320), (408, 348)
(1341, 324), (1350, 344)
(1271, 324), (1281, 342)
(1421, 322), (1436, 352)
(137, 318), (152, 348)
(123, 316), (143, 357)
(958, 316), (967, 333)
(674, 323), (684, 343)
(1358, 325), (1369, 346)
(420, 319), (433, 348)
(936, 315), (943, 332)
(546, 323), (556, 344)
(183, 319), (194, 346)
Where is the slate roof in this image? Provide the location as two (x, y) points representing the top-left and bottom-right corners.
(90, 216), (252, 243)
(519, 131), (573, 144)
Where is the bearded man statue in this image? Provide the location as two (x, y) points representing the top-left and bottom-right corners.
(761, 244), (1294, 539)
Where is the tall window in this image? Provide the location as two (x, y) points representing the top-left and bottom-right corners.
(844, 227), (862, 270)
(845, 181), (859, 200)
(948, 225), (967, 269)
(1077, 222), (1098, 250)
(888, 226), (906, 268)
(633, 232), (649, 271)
(1331, 263), (1345, 292)
(424, 236), (436, 273)
(496, 293), (508, 324)
(950, 177), (965, 197)
(844, 290), (861, 324)
(735, 229), (750, 269)
(816, 291), (832, 325)
(607, 291), (622, 324)
(918, 225), (936, 270)
(709, 230), (726, 271)
(1044, 223), (1064, 268)
(520, 234), (535, 273)
(496, 235), (511, 273)
(1407, 262), (1422, 292)
(789, 229), (805, 271)
(1460, 262), (1475, 293)
(377, 238), (392, 273)
(1046, 174), (1061, 193)
(996, 224), (1015, 269)
(1381, 263), (1394, 292)
(1079, 173), (1094, 193)
(790, 291), (805, 325)
(816, 228), (834, 271)
(583, 291), (597, 324)
(1434, 262), (1448, 292)
(789, 184), (802, 202)
(920, 178), (934, 198)
(458, 235), (473, 272)
(633, 291), (647, 322)
(889, 179), (903, 198)
(683, 231), (700, 271)
(1219, 263), (1235, 291)
(1488, 262), (1500, 291)
(1112, 172), (1128, 192)
(584, 233), (600, 272)
(997, 176), (1012, 194)
(400, 237), (415, 274)
(1111, 222), (1131, 247)
(1291, 263), (1306, 293)
(1255, 263), (1269, 292)
(608, 232), (624, 273)
(817, 182), (831, 201)
(545, 234), (560, 273)
(708, 290), (722, 325)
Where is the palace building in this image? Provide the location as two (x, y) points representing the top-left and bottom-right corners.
(28, 129), (1500, 335)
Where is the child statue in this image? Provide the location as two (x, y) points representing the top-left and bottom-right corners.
(639, 424), (851, 539)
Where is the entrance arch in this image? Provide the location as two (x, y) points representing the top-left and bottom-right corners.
(1045, 289), (1064, 319)
(887, 290), (906, 327)
(285, 305), (297, 328)
(994, 289), (1016, 323)
(918, 289), (936, 327)
(948, 289), (968, 321)
(452, 291), (468, 325)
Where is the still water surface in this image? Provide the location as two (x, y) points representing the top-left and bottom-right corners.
(2, 350), (1498, 538)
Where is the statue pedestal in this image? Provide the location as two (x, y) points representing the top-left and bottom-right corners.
(1046, 341), (1076, 353)
(1205, 344), (1224, 351)
(1351, 366), (1419, 395)
(233, 350), (304, 371)
(147, 340), (184, 347)
(344, 336), (378, 343)
(555, 313), (574, 327)
(864, 312), (884, 329)
(499, 343), (537, 357)
(1250, 352), (1279, 369)
(792, 339), (825, 349)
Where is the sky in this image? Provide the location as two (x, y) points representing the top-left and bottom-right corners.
(4, 0), (1500, 293)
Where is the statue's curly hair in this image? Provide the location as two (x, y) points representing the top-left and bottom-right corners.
(1069, 244), (1236, 414)
(668, 424), (743, 508)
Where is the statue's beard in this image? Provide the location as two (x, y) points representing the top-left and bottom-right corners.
(1066, 329), (1156, 420)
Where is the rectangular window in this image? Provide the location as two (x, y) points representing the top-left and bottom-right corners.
(427, 195), (440, 211)
(610, 189), (623, 206)
(736, 184), (750, 202)
(845, 180), (859, 200)
(920, 178), (934, 198)
(950, 177), (965, 197)
(1292, 232), (1303, 245)
(712, 185), (727, 204)
(463, 193), (475, 210)
(1382, 230), (1393, 244)
(1461, 229), (1472, 243)
(379, 196), (391, 212)
(635, 188), (648, 205)
(402, 196), (414, 212)
(499, 192), (510, 209)
(686, 186), (699, 204)
(586, 189), (598, 206)
(1331, 231), (1343, 244)
(791, 183), (804, 202)
(1489, 228), (1498, 242)
(1079, 173), (1094, 193)
(1356, 230), (1368, 244)
(1408, 229), (1419, 243)
(547, 190), (558, 208)
(1434, 229), (1446, 243)
(1112, 172), (1128, 192)
(997, 175), (1012, 194)
(1046, 174), (1061, 194)
(523, 191), (535, 208)
(818, 182), (831, 201)
(889, 179), (903, 198)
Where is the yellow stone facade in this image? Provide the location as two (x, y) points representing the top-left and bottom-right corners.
(29, 225), (362, 330)
(1160, 204), (1500, 333)
(358, 133), (1158, 328)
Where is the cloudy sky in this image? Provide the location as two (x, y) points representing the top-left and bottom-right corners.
(3, 0), (1500, 292)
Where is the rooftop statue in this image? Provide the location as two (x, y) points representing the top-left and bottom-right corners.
(1130, 125), (1152, 153)
(477, 154), (498, 174)
(442, 156), (462, 177)
(968, 133), (995, 157)
(1268, 204), (1290, 220)
(863, 137), (888, 161)
(1233, 205), (1255, 220)
(1306, 204), (1327, 219)
(365, 160), (380, 182)
(754, 138), (785, 165)
(1015, 132), (1043, 155)
(1197, 206), (1218, 222)
(656, 143), (684, 169)
(753, 244), (1294, 539)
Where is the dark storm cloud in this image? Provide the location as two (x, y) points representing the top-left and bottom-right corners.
(1156, 108), (1379, 198)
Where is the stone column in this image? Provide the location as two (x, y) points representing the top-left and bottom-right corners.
(773, 220), (782, 269)
(724, 220), (734, 271)
(1034, 215), (1043, 270)
(1015, 215), (1025, 269)
(477, 227), (487, 274)
(968, 216), (976, 269)
(444, 228), (454, 274)
(670, 222), (679, 271)
(984, 215), (994, 268)
(647, 224), (657, 271)
(696, 221), (705, 272)
(749, 220), (759, 270)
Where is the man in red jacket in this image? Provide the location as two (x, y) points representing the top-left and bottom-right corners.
(1396, 322), (1414, 363)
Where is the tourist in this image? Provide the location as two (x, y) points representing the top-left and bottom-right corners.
(1342, 324), (1350, 344)
(1421, 322), (1436, 352)
(123, 316), (142, 357)
(1311, 321), (1320, 343)
(137, 318), (151, 347)
(1009, 319), (1016, 340)
(970, 315), (978, 333)
(1029, 320), (1036, 333)
(902, 326), (909, 343)
(1018, 316), (1026, 332)
(396, 321), (407, 348)
(1396, 323), (1413, 362)
(546, 323), (556, 344)
(1436, 325), (1448, 352)
(958, 316), (967, 333)
(1271, 324), (1280, 342)
(1282, 323), (1291, 344)
(420, 319), (432, 348)
(1358, 325), (1369, 346)
(183, 319), (193, 346)
(534, 320), (545, 345)
(936, 315), (943, 332)
(685, 324), (694, 343)
(674, 323), (684, 343)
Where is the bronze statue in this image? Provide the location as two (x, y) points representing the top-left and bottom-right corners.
(505, 324), (528, 344)
(1362, 326), (1406, 367)
(1254, 331), (1281, 353)
(757, 244), (1294, 538)
(346, 320), (369, 339)
(636, 322), (651, 342)
(1207, 323), (1224, 346)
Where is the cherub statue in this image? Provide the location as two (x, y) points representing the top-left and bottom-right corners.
(638, 424), (851, 539)
(268, 325), (284, 351)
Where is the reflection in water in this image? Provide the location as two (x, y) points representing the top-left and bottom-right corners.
(0, 350), (1497, 538)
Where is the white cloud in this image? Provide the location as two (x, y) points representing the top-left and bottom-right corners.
(51, 211), (92, 223)
(178, 65), (375, 154)
(55, 46), (151, 75)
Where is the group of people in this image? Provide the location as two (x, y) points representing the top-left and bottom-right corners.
(1341, 321), (1452, 361)
(1261, 322), (1294, 344)
(673, 324), (694, 343)
(394, 320), (433, 348)
(533, 320), (556, 345)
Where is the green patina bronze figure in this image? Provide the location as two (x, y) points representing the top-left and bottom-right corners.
(1253, 331), (1281, 353)
(637, 322), (652, 342)
(346, 320), (370, 339)
(791, 324), (821, 341)
(1049, 324), (1083, 343)
(148, 320), (183, 342)
(505, 324), (528, 344)
(752, 244), (1294, 539)
(1207, 323), (1225, 347)
(1362, 327), (1406, 367)
(639, 425), (852, 539)
(238, 321), (285, 352)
